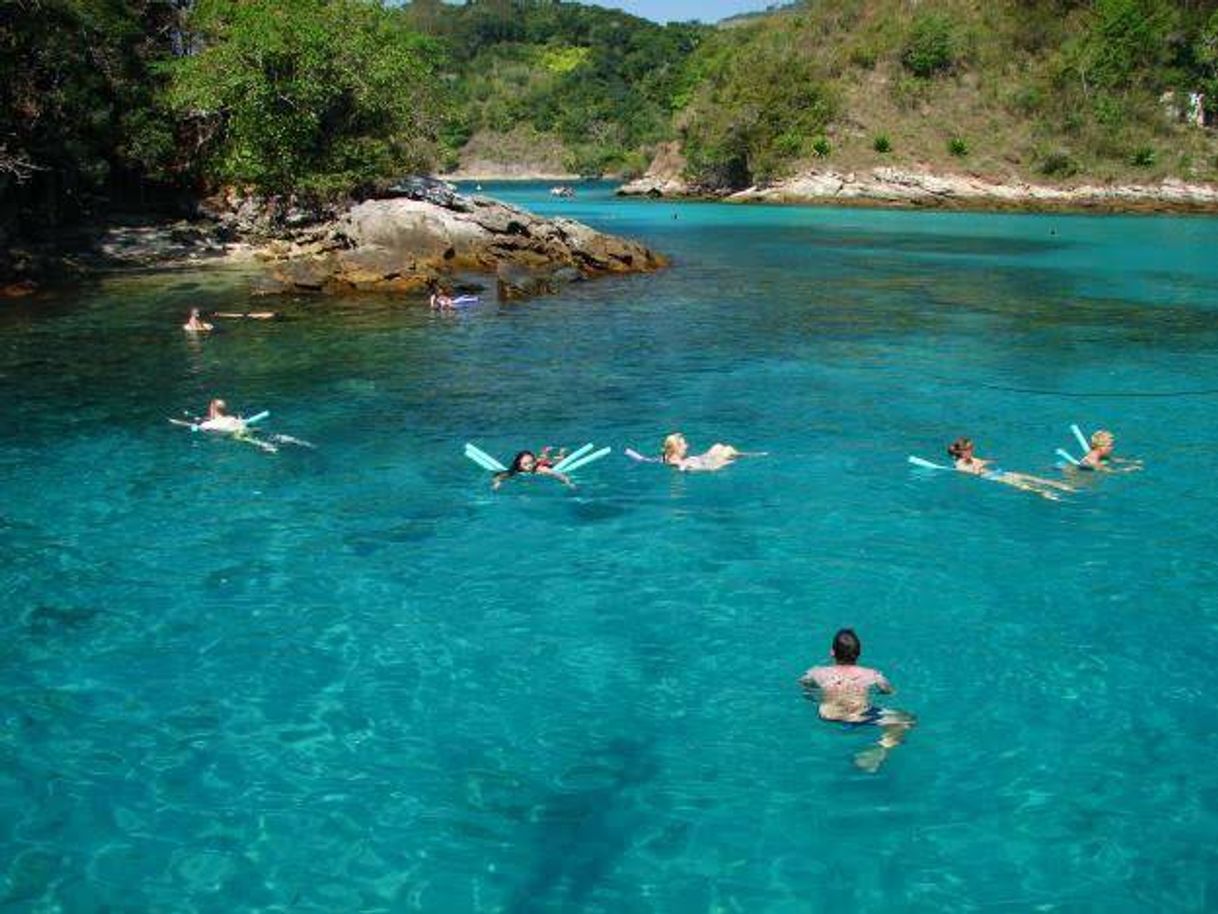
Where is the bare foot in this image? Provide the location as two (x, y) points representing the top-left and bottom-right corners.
(854, 746), (888, 773)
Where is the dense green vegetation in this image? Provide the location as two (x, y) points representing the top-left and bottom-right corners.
(168, 0), (444, 196)
(5, 0), (1218, 275)
(401, 1), (706, 176)
(673, 0), (1218, 188)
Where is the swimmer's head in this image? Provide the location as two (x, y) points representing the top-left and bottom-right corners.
(832, 628), (861, 664)
(662, 433), (688, 462)
(209, 398), (227, 415)
(1090, 430), (1115, 451)
(947, 437), (974, 460)
(509, 450), (537, 474)
(190, 308), (201, 318)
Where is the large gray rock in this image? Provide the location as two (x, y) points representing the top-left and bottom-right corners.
(266, 195), (666, 295)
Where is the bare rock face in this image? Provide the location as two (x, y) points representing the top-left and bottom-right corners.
(616, 142), (694, 198)
(725, 168), (1218, 211)
(264, 195), (666, 296)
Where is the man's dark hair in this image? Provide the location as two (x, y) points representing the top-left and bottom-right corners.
(832, 628), (861, 663)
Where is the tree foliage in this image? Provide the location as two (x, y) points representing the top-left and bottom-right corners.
(680, 28), (836, 187)
(901, 12), (961, 77)
(166, 0), (447, 197)
(0, 0), (182, 235)
(414, 1), (706, 175)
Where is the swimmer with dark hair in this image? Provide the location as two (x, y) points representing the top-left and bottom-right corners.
(492, 450), (573, 491)
(800, 628), (916, 772)
(948, 436), (1074, 500)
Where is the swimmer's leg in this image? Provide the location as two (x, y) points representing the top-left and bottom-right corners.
(236, 431), (278, 453)
(854, 709), (916, 773)
(996, 475), (1066, 500)
(1005, 472), (1075, 493)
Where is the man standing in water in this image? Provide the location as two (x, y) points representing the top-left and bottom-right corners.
(800, 628), (915, 772)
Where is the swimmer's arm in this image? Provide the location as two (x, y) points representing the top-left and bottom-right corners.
(875, 672), (894, 694)
(537, 466), (574, 488)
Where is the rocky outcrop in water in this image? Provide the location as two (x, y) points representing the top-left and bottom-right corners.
(260, 194), (667, 295)
(616, 142), (694, 198)
(726, 168), (1218, 211)
(620, 160), (1218, 212)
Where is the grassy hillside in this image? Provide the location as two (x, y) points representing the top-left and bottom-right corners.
(676, 0), (1218, 188)
(420, 0), (1218, 189)
(404, 1), (707, 176)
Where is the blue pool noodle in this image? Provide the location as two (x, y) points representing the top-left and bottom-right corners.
(908, 455), (951, 471)
(1056, 448), (1081, 466)
(464, 443), (507, 472)
(553, 443), (594, 472)
(1071, 424), (1090, 455)
(558, 446), (611, 474)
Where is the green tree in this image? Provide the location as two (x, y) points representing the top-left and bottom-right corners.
(682, 33), (835, 187)
(1, 0), (182, 237)
(168, 0), (447, 197)
(901, 13), (960, 77)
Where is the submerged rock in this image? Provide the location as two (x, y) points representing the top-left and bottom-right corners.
(262, 194), (667, 297)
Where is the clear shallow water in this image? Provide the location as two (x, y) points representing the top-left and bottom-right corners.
(3, 183), (1218, 913)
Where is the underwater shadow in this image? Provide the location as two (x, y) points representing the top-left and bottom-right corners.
(505, 737), (659, 914)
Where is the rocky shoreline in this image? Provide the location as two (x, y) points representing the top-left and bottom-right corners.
(259, 193), (666, 298)
(3, 190), (666, 300)
(618, 166), (1218, 214)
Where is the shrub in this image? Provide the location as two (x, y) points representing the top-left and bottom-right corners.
(873, 134), (892, 153)
(901, 13), (958, 77)
(948, 137), (969, 157)
(1010, 86), (1044, 117)
(812, 136), (831, 157)
(1039, 150), (1078, 177)
(1093, 93), (1126, 127)
(1130, 145), (1155, 167)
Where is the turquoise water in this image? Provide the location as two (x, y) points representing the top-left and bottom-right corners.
(3, 182), (1218, 913)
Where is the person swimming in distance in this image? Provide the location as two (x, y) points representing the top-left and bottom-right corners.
(197, 398), (246, 433)
(660, 432), (761, 472)
(182, 308), (213, 333)
(947, 436), (1074, 500)
(429, 285), (454, 310)
(1076, 429), (1142, 472)
(800, 628), (915, 773)
(492, 450), (574, 491)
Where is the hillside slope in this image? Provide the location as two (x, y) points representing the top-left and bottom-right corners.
(433, 0), (1218, 191)
(672, 0), (1218, 190)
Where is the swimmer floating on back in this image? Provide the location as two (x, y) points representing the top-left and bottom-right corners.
(172, 399), (313, 454)
(182, 308), (213, 333)
(198, 398), (245, 433)
(660, 432), (765, 472)
(948, 436), (1074, 500)
(800, 628), (915, 773)
(492, 450), (574, 491)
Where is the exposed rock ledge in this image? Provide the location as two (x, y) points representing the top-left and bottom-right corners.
(260, 194), (666, 297)
(619, 166), (1218, 212)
